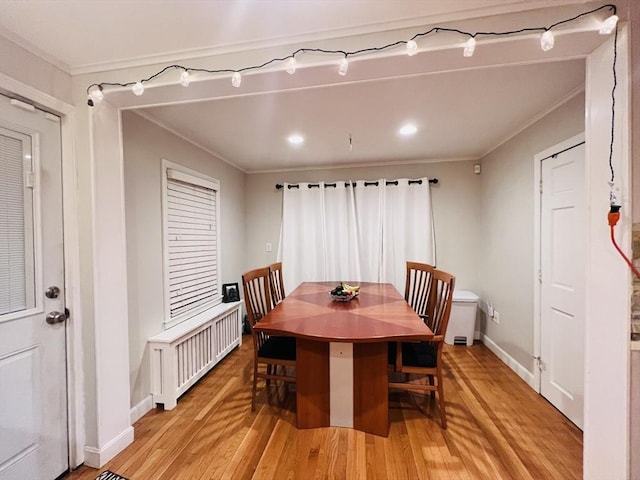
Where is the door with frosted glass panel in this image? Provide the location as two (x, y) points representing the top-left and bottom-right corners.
(0, 94), (68, 479)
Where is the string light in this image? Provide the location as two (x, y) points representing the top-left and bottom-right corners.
(406, 40), (418, 56)
(463, 37), (476, 57)
(286, 57), (296, 74)
(231, 71), (241, 87)
(88, 85), (103, 105)
(338, 57), (349, 76)
(540, 30), (555, 51)
(132, 81), (144, 96)
(179, 70), (190, 87)
(85, 3), (616, 104)
(600, 14), (618, 34)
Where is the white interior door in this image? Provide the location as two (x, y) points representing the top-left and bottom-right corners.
(540, 140), (585, 429)
(0, 94), (68, 479)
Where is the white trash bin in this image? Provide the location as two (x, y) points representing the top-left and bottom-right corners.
(445, 290), (479, 346)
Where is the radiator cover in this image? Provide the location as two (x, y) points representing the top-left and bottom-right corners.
(148, 302), (242, 409)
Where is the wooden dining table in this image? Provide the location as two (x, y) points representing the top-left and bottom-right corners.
(252, 281), (433, 436)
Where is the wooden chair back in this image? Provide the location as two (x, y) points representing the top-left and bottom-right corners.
(268, 262), (286, 306)
(426, 269), (456, 340)
(404, 261), (435, 319)
(242, 267), (272, 349)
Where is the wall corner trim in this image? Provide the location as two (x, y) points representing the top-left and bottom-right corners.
(130, 396), (154, 425)
(83, 426), (134, 468)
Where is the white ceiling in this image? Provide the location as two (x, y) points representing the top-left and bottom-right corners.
(0, 0), (609, 172)
(139, 60), (585, 171)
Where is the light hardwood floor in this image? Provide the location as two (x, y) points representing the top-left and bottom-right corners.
(65, 336), (582, 480)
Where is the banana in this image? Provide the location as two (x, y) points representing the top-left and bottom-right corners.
(342, 283), (360, 294)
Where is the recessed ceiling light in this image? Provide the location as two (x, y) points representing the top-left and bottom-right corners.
(399, 124), (417, 136)
(288, 134), (304, 145)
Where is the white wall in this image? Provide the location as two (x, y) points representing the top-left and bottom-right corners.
(0, 35), (72, 104)
(583, 28), (631, 480)
(479, 93), (585, 372)
(122, 111), (246, 408)
(245, 160), (481, 292)
(628, 0), (640, 473)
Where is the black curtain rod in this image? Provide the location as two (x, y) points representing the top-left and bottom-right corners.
(275, 178), (438, 190)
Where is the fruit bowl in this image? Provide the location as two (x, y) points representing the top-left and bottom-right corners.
(330, 283), (360, 302)
(330, 291), (359, 302)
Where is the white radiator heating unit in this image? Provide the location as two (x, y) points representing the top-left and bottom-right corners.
(148, 301), (242, 409)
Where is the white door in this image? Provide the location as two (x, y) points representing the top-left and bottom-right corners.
(540, 141), (585, 429)
(0, 94), (68, 479)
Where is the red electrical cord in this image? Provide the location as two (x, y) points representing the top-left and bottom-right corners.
(608, 211), (640, 279)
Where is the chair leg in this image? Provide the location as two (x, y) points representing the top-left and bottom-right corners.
(266, 364), (272, 386)
(436, 369), (447, 429)
(252, 359), (258, 411)
(428, 374), (435, 399)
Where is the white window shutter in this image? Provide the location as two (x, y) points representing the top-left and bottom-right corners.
(165, 169), (220, 326)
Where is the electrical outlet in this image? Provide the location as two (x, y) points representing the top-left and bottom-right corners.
(486, 301), (493, 318)
(492, 310), (500, 324)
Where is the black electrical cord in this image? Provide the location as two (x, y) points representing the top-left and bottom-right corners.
(609, 24), (618, 185)
(85, 4), (616, 96)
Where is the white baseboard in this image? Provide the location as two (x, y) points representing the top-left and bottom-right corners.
(481, 334), (536, 390)
(83, 426), (134, 468)
(130, 395), (153, 424)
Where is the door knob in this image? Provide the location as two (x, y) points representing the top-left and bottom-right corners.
(45, 286), (61, 299)
(46, 311), (67, 325)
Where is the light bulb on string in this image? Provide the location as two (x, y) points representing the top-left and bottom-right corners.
(88, 85), (104, 103)
(180, 70), (190, 87)
(599, 14), (618, 34)
(540, 30), (554, 52)
(463, 37), (476, 57)
(338, 57), (349, 76)
(286, 57), (296, 74)
(406, 40), (418, 56)
(232, 72), (242, 88)
(132, 81), (144, 96)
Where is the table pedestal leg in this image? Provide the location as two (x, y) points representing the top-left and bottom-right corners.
(296, 339), (389, 436)
(296, 339), (330, 429)
(354, 342), (389, 436)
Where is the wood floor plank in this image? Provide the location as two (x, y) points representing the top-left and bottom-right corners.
(346, 429), (367, 480)
(363, 434), (387, 480)
(288, 428), (319, 479)
(64, 338), (582, 480)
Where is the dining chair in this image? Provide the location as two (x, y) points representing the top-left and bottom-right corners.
(268, 262), (286, 306)
(242, 267), (296, 411)
(388, 261), (435, 372)
(404, 261), (435, 320)
(389, 269), (456, 428)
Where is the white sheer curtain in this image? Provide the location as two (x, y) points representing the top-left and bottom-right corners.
(278, 178), (434, 294)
